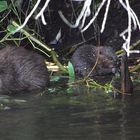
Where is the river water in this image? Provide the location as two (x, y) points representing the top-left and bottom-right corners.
(0, 78), (140, 140)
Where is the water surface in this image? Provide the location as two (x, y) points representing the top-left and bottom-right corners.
(0, 80), (140, 140)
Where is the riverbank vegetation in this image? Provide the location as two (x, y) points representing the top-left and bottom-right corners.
(0, 0), (140, 94)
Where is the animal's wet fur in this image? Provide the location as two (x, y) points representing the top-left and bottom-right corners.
(71, 45), (118, 78)
(0, 46), (49, 94)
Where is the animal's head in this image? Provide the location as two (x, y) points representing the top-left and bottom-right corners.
(95, 46), (119, 75)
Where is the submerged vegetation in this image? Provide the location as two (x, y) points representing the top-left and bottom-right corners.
(0, 0), (140, 94)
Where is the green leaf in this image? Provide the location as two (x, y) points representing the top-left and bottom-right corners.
(50, 76), (60, 82)
(68, 61), (75, 81)
(7, 24), (17, 33)
(0, 1), (8, 12)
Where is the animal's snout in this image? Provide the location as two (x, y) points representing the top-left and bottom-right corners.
(111, 67), (118, 74)
(110, 60), (120, 74)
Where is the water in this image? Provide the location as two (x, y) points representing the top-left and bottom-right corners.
(0, 80), (140, 140)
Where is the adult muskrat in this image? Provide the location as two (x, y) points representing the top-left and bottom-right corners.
(0, 46), (49, 94)
(71, 45), (118, 77)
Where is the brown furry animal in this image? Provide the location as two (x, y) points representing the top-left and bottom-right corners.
(71, 45), (118, 77)
(0, 46), (49, 94)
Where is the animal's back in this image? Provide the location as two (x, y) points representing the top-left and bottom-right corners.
(0, 46), (49, 94)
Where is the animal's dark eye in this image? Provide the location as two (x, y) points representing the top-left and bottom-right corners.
(99, 51), (102, 55)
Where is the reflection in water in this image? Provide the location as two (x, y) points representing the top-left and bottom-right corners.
(0, 81), (140, 140)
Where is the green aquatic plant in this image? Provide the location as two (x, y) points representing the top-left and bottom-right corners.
(68, 76), (114, 94)
(68, 61), (75, 81)
(86, 79), (113, 93)
(0, 1), (8, 13)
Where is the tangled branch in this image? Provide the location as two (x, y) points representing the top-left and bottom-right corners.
(13, 0), (140, 56)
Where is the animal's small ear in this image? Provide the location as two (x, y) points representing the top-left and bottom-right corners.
(97, 47), (102, 55)
(98, 49), (101, 54)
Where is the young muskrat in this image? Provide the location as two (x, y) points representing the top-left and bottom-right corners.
(0, 46), (49, 94)
(71, 45), (118, 77)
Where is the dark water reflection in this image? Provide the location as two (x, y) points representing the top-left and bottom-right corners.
(0, 80), (140, 140)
